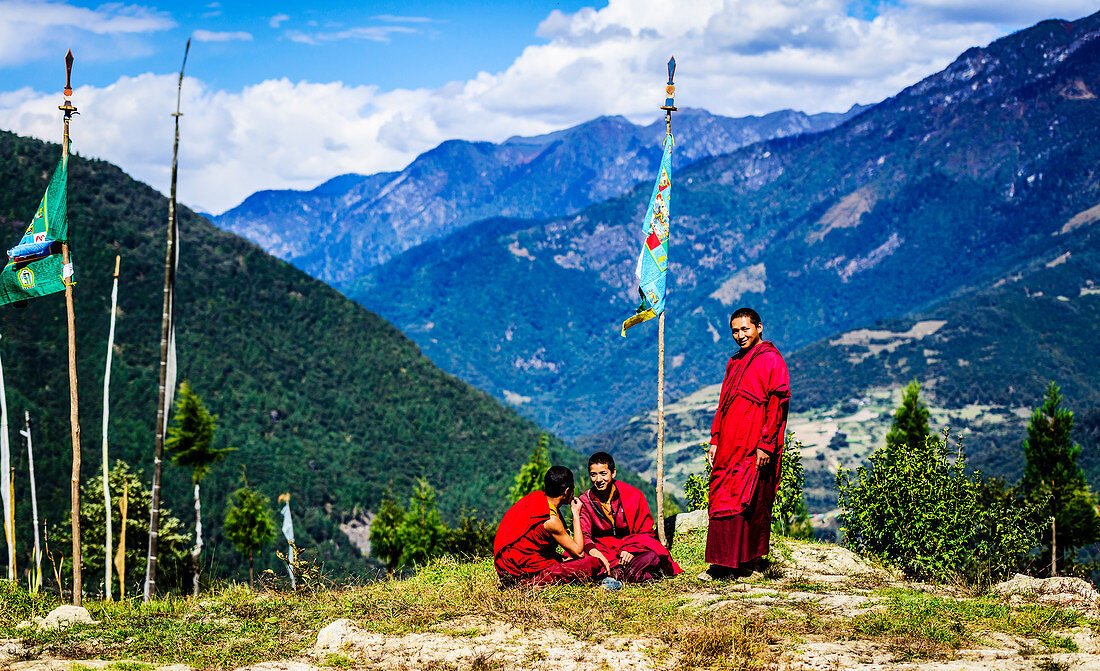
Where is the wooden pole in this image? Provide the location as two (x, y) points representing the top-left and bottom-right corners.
(59, 48), (83, 607)
(1051, 516), (1058, 577)
(102, 255), (119, 599)
(655, 58), (676, 547)
(656, 311), (667, 546)
(145, 39), (188, 603)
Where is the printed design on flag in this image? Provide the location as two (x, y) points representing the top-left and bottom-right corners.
(17, 268), (34, 290)
(621, 132), (673, 336)
(0, 157), (69, 308)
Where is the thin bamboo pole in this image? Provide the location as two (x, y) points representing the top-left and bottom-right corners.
(145, 39), (188, 603)
(102, 255), (119, 599)
(21, 412), (40, 593)
(60, 49), (82, 606)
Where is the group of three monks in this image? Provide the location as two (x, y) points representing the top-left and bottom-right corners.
(493, 307), (790, 586)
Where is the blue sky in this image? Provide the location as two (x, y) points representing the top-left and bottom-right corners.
(2, 1), (600, 92)
(0, 0), (1096, 213)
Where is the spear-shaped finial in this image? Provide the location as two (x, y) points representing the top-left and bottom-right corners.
(64, 49), (74, 97)
(661, 56), (677, 112)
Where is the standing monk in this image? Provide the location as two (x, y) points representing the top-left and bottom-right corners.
(700, 307), (790, 581)
(577, 452), (681, 582)
(494, 465), (615, 587)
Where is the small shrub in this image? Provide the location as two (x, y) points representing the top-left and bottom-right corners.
(837, 428), (1042, 583)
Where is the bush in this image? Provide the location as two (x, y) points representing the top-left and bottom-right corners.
(682, 435), (811, 541)
(772, 436), (812, 540)
(837, 428), (1042, 584)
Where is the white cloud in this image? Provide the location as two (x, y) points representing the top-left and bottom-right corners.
(285, 24), (417, 44)
(269, 13), (289, 29)
(192, 29), (252, 42)
(0, 0), (174, 66)
(373, 14), (433, 23)
(0, 0), (1094, 214)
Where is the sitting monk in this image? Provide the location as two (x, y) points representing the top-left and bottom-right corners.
(577, 452), (681, 582)
(494, 465), (615, 586)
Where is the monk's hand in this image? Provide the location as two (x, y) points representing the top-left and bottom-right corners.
(590, 549), (612, 574)
(569, 496), (583, 518)
(755, 448), (772, 471)
(619, 550), (634, 565)
(707, 444), (716, 466)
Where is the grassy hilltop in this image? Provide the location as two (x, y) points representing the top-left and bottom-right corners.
(1, 530), (1097, 670)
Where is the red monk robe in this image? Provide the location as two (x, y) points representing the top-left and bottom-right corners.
(707, 340), (790, 569)
(577, 481), (681, 582)
(494, 491), (605, 585)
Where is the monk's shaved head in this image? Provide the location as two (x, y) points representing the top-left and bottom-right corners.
(544, 465), (575, 498)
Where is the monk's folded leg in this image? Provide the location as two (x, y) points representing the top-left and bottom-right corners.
(530, 555), (606, 585)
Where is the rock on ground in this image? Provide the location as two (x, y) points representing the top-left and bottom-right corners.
(314, 616), (664, 670)
(771, 539), (892, 584)
(992, 573), (1100, 615)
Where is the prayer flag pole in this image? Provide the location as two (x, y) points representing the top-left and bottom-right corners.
(145, 38), (188, 603)
(20, 412), (40, 593)
(655, 58), (677, 547)
(59, 49), (84, 606)
(102, 255), (119, 599)
(0, 333), (13, 580)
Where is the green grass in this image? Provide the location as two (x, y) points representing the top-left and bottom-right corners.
(1, 533), (1094, 670)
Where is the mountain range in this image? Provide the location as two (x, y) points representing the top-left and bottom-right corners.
(212, 106), (865, 285)
(339, 11), (1100, 444)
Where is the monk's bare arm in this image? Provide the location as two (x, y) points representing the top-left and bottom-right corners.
(545, 515), (585, 559)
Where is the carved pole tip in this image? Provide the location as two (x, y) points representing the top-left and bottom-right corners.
(64, 50), (74, 97)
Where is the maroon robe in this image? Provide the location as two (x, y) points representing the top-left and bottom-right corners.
(494, 491), (605, 585)
(707, 340), (790, 568)
(578, 481), (681, 581)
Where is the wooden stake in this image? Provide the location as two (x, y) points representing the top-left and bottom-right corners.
(145, 39), (188, 602)
(60, 48), (82, 607)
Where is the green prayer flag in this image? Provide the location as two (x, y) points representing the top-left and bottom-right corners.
(0, 158), (71, 307)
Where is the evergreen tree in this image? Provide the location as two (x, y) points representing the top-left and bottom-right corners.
(55, 461), (191, 598)
(885, 379), (930, 451)
(165, 381), (234, 595)
(224, 486), (276, 587)
(369, 492), (405, 570)
(1020, 382), (1100, 572)
(397, 479), (449, 566)
(509, 433), (549, 503)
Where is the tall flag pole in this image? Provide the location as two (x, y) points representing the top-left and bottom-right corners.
(0, 51), (81, 598)
(620, 57), (676, 546)
(145, 39), (188, 603)
(20, 412), (41, 593)
(102, 255), (120, 599)
(60, 49), (84, 606)
(0, 334), (12, 580)
(278, 493), (296, 589)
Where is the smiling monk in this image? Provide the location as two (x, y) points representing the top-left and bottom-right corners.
(577, 452), (680, 582)
(700, 307), (791, 581)
(494, 465), (614, 587)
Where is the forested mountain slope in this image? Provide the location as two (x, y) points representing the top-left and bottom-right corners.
(0, 129), (608, 585)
